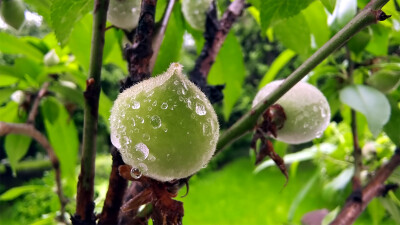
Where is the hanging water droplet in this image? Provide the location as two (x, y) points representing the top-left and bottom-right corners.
(161, 102), (168, 109)
(143, 133), (150, 141)
(131, 101), (140, 109)
(135, 142), (149, 160)
(150, 115), (162, 129)
(136, 115), (144, 123)
(130, 167), (142, 179)
(196, 102), (206, 116)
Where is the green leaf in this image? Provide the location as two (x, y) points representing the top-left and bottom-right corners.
(208, 32), (245, 120)
(302, 1), (330, 48)
(380, 197), (400, 224)
(0, 88), (15, 104)
(24, 0), (51, 24)
(384, 97), (400, 145)
(0, 75), (19, 87)
(365, 24), (390, 56)
(258, 49), (296, 89)
(0, 102), (19, 122)
(153, 2), (185, 75)
(50, 0), (94, 46)
(339, 85), (391, 137)
(347, 28), (371, 55)
(367, 198), (386, 225)
(69, 13), (123, 72)
(274, 13), (311, 55)
(328, 0), (356, 32)
(41, 97), (79, 179)
(0, 32), (44, 61)
(260, 0), (314, 31)
(4, 134), (32, 175)
(320, 0), (336, 14)
(321, 207), (340, 225)
(0, 185), (42, 201)
(287, 172), (318, 221)
(49, 83), (85, 107)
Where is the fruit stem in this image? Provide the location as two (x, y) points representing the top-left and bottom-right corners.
(74, 0), (109, 223)
(216, 0), (390, 153)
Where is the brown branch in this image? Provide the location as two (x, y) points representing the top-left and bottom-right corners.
(27, 82), (50, 124)
(98, 147), (128, 225)
(74, 0), (109, 223)
(149, 0), (176, 73)
(0, 122), (67, 222)
(122, 0), (157, 91)
(189, 0), (245, 103)
(345, 47), (362, 190)
(330, 148), (400, 225)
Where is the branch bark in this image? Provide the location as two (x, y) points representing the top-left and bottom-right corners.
(189, 0), (246, 103)
(216, 0), (390, 154)
(98, 148), (128, 225)
(73, 0), (109, 223)
(122, 0), (157, 91)
(0, 122), (67, 221)
(330, 148), (400, 225)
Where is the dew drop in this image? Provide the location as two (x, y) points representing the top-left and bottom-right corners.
(136, 115), (144, 123)
(133, 128), (139, 133)
(164, 128), (168, 132)
(186, 98), (192, 109)
(148, 154), (156, 162)
(135, 143), (149, 160)
(313, 105), (318, 112)
(320, 107), (327, 118)
(195, 102), (206, 116)
(150, 115), (162, 129)
(174, 80), (179, 85)
(131, 101), (140, 109)
(161, 102), (168, 109)
(181, 88), (186, 95)
(152, 100), (157, 107)
(143, 133), (150, 141)
(131, 118), (136, 126)
(181, 81), (188, 90)
(130, 167), (142, 179)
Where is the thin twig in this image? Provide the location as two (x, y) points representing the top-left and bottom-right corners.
(330, 148), (400, 225)
(345, 47), (362, 190)
(122, 0), (157, 91)
(27, 82), (50, 124)
(0, 122), (67, 221)
(216, 0), (390, 154)
(73, 0), (110, 223)
(149, 0), (176, 73)
(189, 0), (246, 103)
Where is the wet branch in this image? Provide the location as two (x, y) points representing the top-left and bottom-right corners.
(189, 0), (246, 103)
(0, 122), (67, 221)
(73, 0), (109, 223)
(216, 0), (390, 154)
(330, 148), (400, 225)
(98, 148), (128, 225)
(149, 0), (176, 72)
(122, 0), (157, 91)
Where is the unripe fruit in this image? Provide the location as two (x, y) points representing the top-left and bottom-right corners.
(253, 80), (330, 144)
(107, 0), (140, 31)
(110, 63), (219, 181)
(0, 0), (25, 30)
(182, 0), (213, 31)
(367, 70), (400, 93)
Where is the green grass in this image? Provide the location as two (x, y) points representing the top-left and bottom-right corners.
(179, 158), (338, 225)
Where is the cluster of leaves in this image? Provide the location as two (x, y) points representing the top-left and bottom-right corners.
(0, 0), (399, 224)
